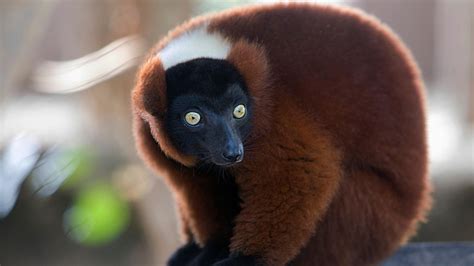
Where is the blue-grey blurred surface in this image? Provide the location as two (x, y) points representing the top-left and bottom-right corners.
(384, 243), (474, 266)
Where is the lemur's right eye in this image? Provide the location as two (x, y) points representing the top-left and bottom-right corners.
(233, 104), (246, 119)
(184, 111), (201, 126)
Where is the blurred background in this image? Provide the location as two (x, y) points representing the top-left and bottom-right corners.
(0, 0), (472, 265)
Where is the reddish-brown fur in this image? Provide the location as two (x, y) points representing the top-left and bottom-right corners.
(132, 3), (431, 266)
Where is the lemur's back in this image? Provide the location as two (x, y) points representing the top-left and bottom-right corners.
(211, 4), (427, 168)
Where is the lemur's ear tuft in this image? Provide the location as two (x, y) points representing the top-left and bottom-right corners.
(227, 39), (273, 136)
(132, 57), (167, 120)
(131, 57), (197, 167)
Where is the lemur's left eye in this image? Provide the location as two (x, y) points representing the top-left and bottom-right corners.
(233, 104), (246, 119)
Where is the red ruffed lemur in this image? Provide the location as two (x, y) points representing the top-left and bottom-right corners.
(131, 3), (431, 266)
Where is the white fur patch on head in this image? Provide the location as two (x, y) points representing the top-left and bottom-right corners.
(158, 25), (231, 70)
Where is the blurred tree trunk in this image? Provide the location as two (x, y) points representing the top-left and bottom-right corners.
(470, 1), (474, 125)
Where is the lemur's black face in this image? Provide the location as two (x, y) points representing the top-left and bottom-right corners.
(165, 58), (252, 167)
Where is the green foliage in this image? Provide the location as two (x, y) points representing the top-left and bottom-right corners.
(64, 183), (130, 246)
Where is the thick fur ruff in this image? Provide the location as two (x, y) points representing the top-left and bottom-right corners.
(132, 3), (431, 266)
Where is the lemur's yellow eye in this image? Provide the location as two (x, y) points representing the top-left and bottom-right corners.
(184, 112), (201, 126)
(233, 104), (246, 119)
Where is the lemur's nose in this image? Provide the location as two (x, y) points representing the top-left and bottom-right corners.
(222, 144), (243, 163)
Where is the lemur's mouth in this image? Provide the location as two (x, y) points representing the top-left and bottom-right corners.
(214, 159), (243, 167)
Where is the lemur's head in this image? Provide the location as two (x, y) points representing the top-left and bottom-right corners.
(165, 58), (251, 166)
(132, 24), (272, 167)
